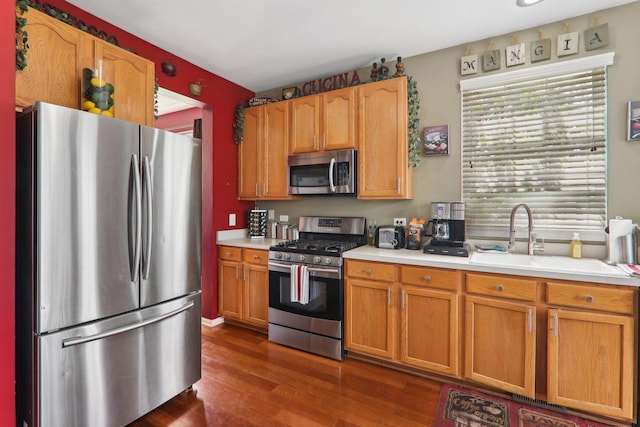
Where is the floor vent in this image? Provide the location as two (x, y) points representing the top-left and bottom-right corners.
(512, 394), (568, 413)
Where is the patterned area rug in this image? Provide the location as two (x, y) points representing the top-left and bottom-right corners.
(435, 384), (614, 427)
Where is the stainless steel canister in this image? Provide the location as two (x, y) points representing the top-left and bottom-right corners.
(287, 225), (299, 240)
(266, 220), (278, 238)
(277, 223), (289, 240)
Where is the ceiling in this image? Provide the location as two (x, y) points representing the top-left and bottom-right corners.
(67, 0), (635, 93)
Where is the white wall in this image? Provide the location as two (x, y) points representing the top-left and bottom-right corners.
(256, 2), (640, 257)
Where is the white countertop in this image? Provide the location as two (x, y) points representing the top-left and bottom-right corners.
(344, 245), (640, 287)
(216, 230), (640, 287)
(216, 228), (282, 250)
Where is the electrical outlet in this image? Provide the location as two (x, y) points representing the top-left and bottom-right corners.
(394, 217), (407, 226)
(229, 213), (236, 227)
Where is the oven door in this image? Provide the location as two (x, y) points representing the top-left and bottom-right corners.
(268, 261), (342, 321)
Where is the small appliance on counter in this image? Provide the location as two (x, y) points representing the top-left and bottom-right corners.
(248, 209), (267, 238)
(423, 201), (469, 257)
(375, 225), (406, 249)
(605, 216), (638, 265)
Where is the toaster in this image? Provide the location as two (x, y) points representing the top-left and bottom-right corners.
(374, 225), (406, 249)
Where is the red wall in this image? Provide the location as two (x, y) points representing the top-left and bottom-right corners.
(41, 0), (255, 320)
(1, 1), (16, 425)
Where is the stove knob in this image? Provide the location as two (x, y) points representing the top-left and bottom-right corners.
(274, 252), (282, 259)
(297, 254), (306, 262)
(325, 258), (333, 265)
(283, 253), (291, 260)
(313, 256), (322, 264)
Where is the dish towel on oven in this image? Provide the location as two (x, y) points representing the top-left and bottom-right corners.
(290, 264), (310, 304)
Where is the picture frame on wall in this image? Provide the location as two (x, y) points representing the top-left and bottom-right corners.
(627, 101), (640, 141)
(423, 125), (449, 156)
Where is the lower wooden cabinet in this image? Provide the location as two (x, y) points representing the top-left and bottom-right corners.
(464, 273), (537, 398)
(218, 246), (268, 329)
(345, 260), (397, 359)
(344, 263), (638, 423)
(345, 261), (462, 377)
(546, 281), (636, 420)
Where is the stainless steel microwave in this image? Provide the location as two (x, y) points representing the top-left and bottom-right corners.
(288, 149), (357, 195)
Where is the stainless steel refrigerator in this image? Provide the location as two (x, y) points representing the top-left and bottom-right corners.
(15, 102), (202, 427)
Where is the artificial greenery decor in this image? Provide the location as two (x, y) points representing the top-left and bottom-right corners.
(233, 103), (246, 145)
(16, 0), (30, 71)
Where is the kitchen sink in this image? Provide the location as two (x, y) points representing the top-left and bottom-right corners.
(469, 252), (628, 277)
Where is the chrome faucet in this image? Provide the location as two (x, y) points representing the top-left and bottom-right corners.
(508, 204), (544, 255)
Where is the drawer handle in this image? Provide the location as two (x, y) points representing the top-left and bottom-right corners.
(364, 268), (372, 274)
(585, 295), (594, 303)
(423, 275), (431, 282)
(253, 255), (260, 259)
(226, 252), (232, 256)
(496, 285), (504, 292)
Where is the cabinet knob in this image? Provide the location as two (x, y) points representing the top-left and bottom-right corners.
(364, 268), (372, 274)
(584, 295), (594, 303)
(254, 255), (260, 259)
(226, 252), (231, 256)
(423, 275), (431, 282)
(496, 285), (504, 292)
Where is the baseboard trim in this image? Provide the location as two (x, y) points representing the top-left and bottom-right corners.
(201, 316), (225, 328)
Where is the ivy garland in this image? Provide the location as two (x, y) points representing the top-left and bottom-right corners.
(232, 75), (421, 168)
(233, 103), (246, 145)
(16, 0), (30, 71)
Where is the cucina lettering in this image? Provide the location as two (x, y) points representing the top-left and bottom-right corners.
(301, 70), (361, 95)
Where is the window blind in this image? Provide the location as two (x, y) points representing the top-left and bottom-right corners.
(461, 66), (608, 240)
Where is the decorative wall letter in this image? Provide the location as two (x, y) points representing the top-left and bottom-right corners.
(482, 50), (501, 72)
(557, 32), (580, 56)
(460, 54), (478, 75)
(531, 39), (551, 62)
(506, 43), (526, 67)
(585, 23), (609, 51)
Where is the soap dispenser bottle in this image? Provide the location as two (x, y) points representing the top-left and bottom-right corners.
(570, 232), (582, 258)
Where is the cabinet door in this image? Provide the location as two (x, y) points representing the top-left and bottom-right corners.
(357, 77), (412, 199)
(465, 295), (536, 397)
(290, 96), (320, 153)
(94, 40), (155, 125)
(16, 8), (90, 110)
(401, 286), (460, 377)
(322, 87), (356, 151)
(548, 309), (635, 420)
(238, 107), (262, 199)
(345, 278), (396, 359)
(218, 260), (243, 320)
(243, 264), (269, 328)
(263, 102), (291, 199)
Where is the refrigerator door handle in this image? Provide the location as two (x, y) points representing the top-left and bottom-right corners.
(61, 301), (195, 348)
(130, 154), (142, 282)
(142, 156), (153, 280)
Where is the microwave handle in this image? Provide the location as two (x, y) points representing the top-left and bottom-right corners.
(329, 157), (336, 192)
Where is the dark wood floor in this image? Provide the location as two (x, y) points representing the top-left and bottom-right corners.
(128, 323), (443, 426)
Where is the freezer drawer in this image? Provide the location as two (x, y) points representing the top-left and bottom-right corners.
(19, 292), (202, 427)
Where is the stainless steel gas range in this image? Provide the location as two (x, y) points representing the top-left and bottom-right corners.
(267, 216), (367, 360)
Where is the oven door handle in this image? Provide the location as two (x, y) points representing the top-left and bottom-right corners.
(268, 261), (340, 275)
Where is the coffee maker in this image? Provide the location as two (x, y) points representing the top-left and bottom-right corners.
(423, 202), (469, 256)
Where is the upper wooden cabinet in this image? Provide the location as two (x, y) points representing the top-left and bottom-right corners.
(16, 7), (155, 126)
(238, 102), (294, 200)
(15, 7), (90, 111)
(289, 87), (357, 153)
(94, 40), (155, 126)
(357, 76), (413, 199)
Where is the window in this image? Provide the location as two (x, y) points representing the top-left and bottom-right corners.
(460, 53), (614, 242)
